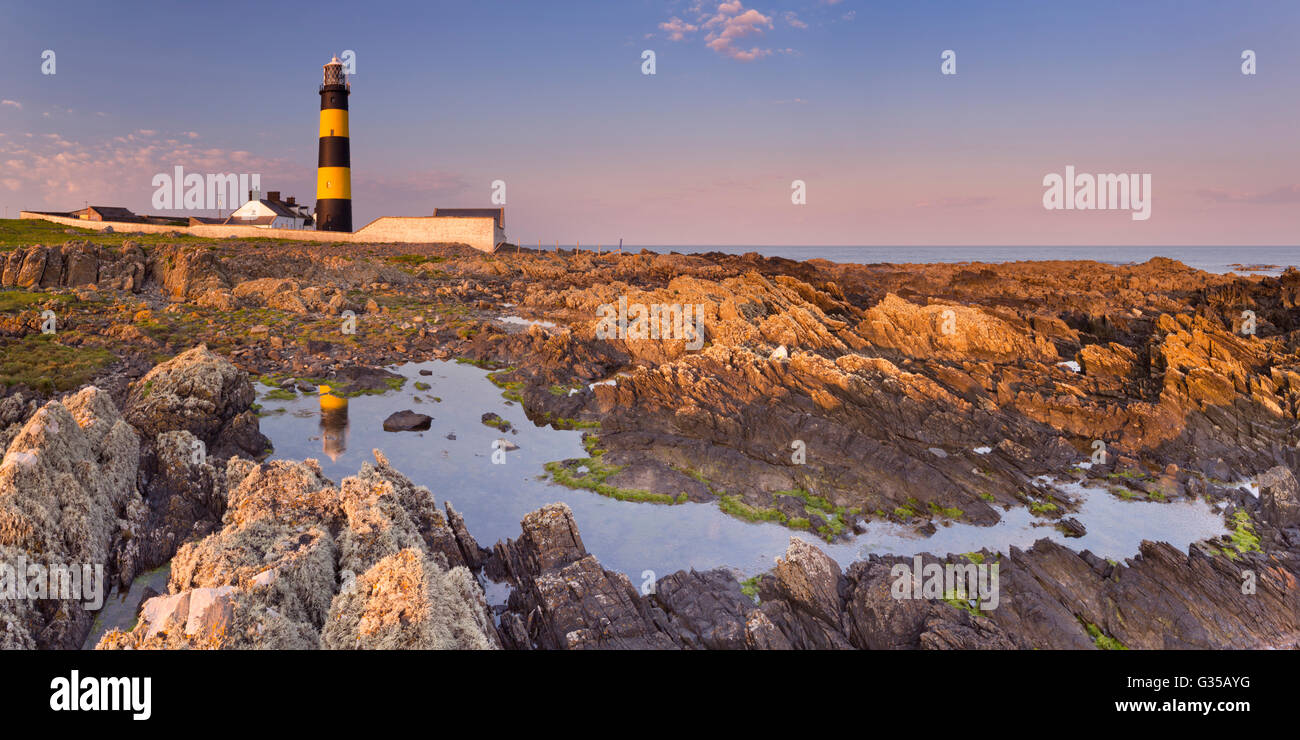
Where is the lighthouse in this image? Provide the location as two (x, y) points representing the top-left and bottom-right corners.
(315, 55), (352, 232)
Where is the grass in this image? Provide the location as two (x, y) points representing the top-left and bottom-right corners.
(261, 388), (297, 401)
(1083, 621), (1128, 650)
(487, 370), (524, 403)
(0, 217), (303, 250)
(718, 494), (789, 524)
(0, 335), (114, 393)
(739, 576), (761, 603)
(384, 254), (446, 267)
(928, 501), (964, 519)
(543, 443), (684, 505)
(0, 290), (76, 313)
(541, 413), (600, 430)
(944, 591), (984, 617)
(1028, 499), (1059, 514)
(1225, 510), (1262, 559)
(773, 487), (854, 539)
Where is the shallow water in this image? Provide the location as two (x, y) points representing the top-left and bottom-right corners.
(257, 361), (1229, 578)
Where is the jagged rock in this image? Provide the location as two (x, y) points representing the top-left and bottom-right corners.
(1, 248), (26, 287)
(137, 430), (223, 571)
(1059, 517), (1087, 537)
(0, 387), (144, 649)
(320, 548), (496, 649)
(123, 345), (269, 460)
(1259, 466), (1300, 528)
(98, 451), (498, 650)
(63, 245), (99, 287)
(490, 503), (676, 649)
(15, 246), (47, 288)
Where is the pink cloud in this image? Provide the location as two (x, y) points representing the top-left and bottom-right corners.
(0, 128), (305, 213)
(702, 3), (775, 61)
(660, 16), (698, 41)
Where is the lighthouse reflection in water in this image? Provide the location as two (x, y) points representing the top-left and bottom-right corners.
(318, 385), (349, 461)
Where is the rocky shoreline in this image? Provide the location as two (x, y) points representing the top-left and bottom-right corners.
(2, 228), (1298, 649)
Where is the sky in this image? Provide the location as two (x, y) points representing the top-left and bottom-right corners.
(0, 0), (1296, 246)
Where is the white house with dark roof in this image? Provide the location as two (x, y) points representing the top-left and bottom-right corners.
(227, 190), (314, 229)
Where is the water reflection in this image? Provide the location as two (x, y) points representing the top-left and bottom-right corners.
(256, 361), (1230, 579)
(320, 407), (349, 461)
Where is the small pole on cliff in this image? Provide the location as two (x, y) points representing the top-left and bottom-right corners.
(618, 238), (623, 256)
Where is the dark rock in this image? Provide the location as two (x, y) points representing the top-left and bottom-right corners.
(1058, 517), (1087, 537)
(383, 410), (432, 432)
(1259, 466), (1300, 528)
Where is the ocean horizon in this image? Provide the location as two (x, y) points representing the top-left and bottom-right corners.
(624, 245), (1299, 275)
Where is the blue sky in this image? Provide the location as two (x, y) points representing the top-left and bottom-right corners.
(0, 0), (1296, 245)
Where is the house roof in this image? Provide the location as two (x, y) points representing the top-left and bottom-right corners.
(87, 206), (137, 218)
(224, 214), (277, 226)
(259, 199), (305, 219)
(433, 207), (503, 228)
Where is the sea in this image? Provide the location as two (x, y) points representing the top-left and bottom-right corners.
(627, 245), (1298, 276)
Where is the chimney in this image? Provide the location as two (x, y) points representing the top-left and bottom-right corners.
(249, 189), (261, 202)
(267, 191), (281, 203)
(286, 196), (296, 206)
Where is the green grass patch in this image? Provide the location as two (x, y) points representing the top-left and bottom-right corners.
(1226, 510), (1262, 559)
(0, 335), (114, 393)
(718, 494), (788, 524)
(543, 455), (679, 505)
(1083, 621), (1128, 650)
(0, 290), (76, 313)
(1029, 499), (1059, 514)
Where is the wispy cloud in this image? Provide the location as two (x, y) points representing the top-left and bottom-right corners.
(660, 16), (699, 41)
(1196, 185), (1300, 204)
(913, 196), (996, 209)
(0, 100), (22, 110)
(0, 128), (304, 212)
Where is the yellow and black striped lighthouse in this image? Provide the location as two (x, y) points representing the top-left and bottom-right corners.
(315, 55), (351, 232)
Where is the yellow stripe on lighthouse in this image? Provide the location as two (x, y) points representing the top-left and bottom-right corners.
(319, 108), (349, 138)
(317, 167), (351, 200)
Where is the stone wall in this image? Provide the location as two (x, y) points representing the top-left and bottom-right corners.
(19, 212), (501, 253)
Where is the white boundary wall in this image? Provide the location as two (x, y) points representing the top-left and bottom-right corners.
(19, 212), (501, 253)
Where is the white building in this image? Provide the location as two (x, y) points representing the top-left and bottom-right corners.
(226, 190), (314, 229)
